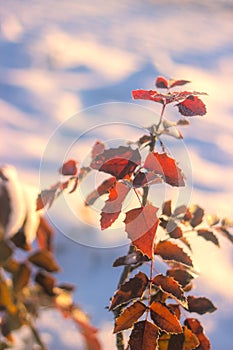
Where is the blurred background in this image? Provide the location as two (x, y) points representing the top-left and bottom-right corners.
(0, 0), (233, 349)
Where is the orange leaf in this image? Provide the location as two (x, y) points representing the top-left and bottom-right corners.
(158, 326), (199, 350)
(35, 271), (56, 296)
(90, 146), (141, 179)
(28, 249), (60, 272)
(36, 216), (54, 252)
(184, 318), (210, 350)
(152, 274), (187, 307)
(100, 181), (130, 229)
(85, 177), (116, 206)
(114, 301), (147, 333)
(144, 152), (185, 187)
(187, 296), (217, 315)
(109, 271), (148, 310)
(155, 241), (193, 267)
(13, 263), (30, 293)
(128, 320), (159, 350)
(150, 301), (182, 333)
(124, 204), (159, 259)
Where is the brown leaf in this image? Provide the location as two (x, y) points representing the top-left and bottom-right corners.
(109, 271), (148, 310)
(13, 263), (30, 293)
(35, 271), (56, 296)
(187, 296), (217, 315)
(162, 200), (172, 217)
(90, 146), (141, 179)
(0, 276), (16, 313)
(215, 226), (233, 243)
(158, 326), (199, 350)
(197, 229), (219, 247)
(167, 303), (181, 320)
(11, 229), (31, 251)
(2, 258), (20, 274)
(112, 251), (149, 267)
(152, 274), (187, 306)
(150, 301), (182, 333)
(128, 320), (159, 350)
(28, 249), (60, 272)
(155, 76), (169, 89)
(85, 177), (116, 206)
(155, 241), (193, 267)
(166, 269), (194, 288)
(100, 182), (130, 230)
(184, 318), (210, 350)
(114, 301), (147, 333)
(124, 204), (159, 259)
(133, 171), (162, 188)
(190, 205), (204, 228)
(160, 219), (183, 239)
(144, 152), (185, 187)
(0, 241), (13, 264)
(36, 216), (54, 252)
(169, 79), (191, 88)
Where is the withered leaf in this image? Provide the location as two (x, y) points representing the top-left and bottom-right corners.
(155, 241), (193, 267)
(35, 271), (56, 296)
(150, 301), (182, 333)
(144, 152), (185, 187)
(187, 296), (217, 315)
(124, 204), (159, 259)
(190, 205), (204, 228)
(160, 218), (183, 239)
(91, 141), (105, 160)
(114, 301), (147, 333)
(109, 271), (148, 310)
(169, 79), (191, 88)
(184, 318), (210, 350)
(59, 159), (78, 176)
(158, 325), (199, 350)
(215, 226), (233, 243)
(133, 171), (162, 188)
(100, 181), (130, 230)
(166, 269), (194, 288)
(152, 274), (187, 306)
(128, 320), (159, 350)
(112, 251), (149, 267)
(36, 216), (54, 252)
(90, 146), (141, 179)
(13, 263), (30, 293)
(162, 200), (172, 217)
(0, 240), (13, 264)
(28, 249), (60, 273)
(0, 276), (16, 313)
(11, 229), (31, 251)
(197, 229), (219, 247)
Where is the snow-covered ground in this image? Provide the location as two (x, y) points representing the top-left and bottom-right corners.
(1, 1), (233, 349)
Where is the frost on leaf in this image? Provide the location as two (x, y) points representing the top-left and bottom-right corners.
(100, 181), (130, 230)
(176, 95), (206, 116)
(155, 241), (193, 267)
(90, 146), (141, 179)
(144, 152), (185, 187)
(150, 301), (182, 333)
(152, 274), (187, 306)
(109, 271), (148, 310)
(113, 301), (147, 333)
(128, 320), (159, 350)
(184, 318), (210, 350)
(124, 204), (159, 259)
(166, 269), (194, 288)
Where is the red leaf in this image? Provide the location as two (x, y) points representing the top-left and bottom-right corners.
(114, 301), (147, 333)
(59, 159), (78, 176)
(152, 274), (187, 306)
(85, 177), (116, 206)
(160, 219), (183, 239)
(100, 182), (130, 229)
(133, 171), (162, 188)
(187, 296), (217, 315)
(124, 204), (159, 259)
(90, 146), (141, 179)
(91, 141), (105, 160)
(169, 79), (191, 88)
(132, 89), (165, 104)
(155, 76), (169, 89)
(144, 152), (185, 187)
(158, 325), (199, 350)
(155, 241), (193, 267)
(176, 95), (206, 116)
(150, 301), (182, 333)
(128, 320), (159, 350)
(184, 318), (210, 350)
(109, 271), (148, 310)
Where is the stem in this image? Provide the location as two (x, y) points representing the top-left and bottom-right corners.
(27, 318), (49, 350)
(156, 103), (166, 131)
